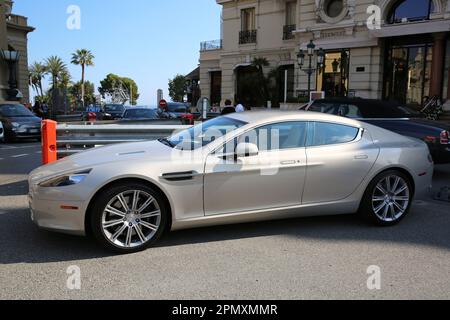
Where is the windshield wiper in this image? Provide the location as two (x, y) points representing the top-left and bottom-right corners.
(158, 138), (175, 148)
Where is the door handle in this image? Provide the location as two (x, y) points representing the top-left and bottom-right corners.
(354, 155), (369, 160)
(281, 160), (297, 165)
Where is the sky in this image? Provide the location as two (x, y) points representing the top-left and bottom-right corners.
(15, 0), (222, 106)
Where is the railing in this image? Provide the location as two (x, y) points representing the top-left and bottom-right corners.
(56, 124), (191, 157)
(200, 39), (223, 51)
(239, 30), (257, 44)
(283, 24), (296, 40)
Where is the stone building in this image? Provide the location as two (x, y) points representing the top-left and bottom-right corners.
(0, 0), (34, 103)
(199, 0), (450, 109)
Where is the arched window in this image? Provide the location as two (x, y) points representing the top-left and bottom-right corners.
(387, 0), (434, 24)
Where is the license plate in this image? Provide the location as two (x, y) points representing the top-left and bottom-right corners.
(29, 129), (39, 133)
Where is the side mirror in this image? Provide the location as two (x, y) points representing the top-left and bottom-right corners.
(235, 142), (259, 158)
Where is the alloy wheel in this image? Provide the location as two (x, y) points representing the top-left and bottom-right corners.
(372, 175), (410, 222)
(101, 190), (161, 248)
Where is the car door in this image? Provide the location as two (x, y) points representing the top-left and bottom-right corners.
(204, 121), (308, 216)
(302, 121), (380, 204)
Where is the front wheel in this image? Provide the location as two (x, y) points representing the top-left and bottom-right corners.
(90, 183), (168, 253)
(360, 170), (413, 226)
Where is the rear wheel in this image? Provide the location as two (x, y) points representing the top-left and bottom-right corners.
(90, 182), (168, 253)
(360, 170), (413, 226)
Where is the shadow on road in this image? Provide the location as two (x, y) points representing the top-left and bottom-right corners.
(0, 180), (28, 196)
(0, 198), (448, 265)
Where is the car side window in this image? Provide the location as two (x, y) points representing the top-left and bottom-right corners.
(307, 122), (360, 147)
(308, 102), (338, 115)
(239, 122), (307, 152)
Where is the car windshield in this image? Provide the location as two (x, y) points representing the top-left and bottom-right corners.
(0, 104), (34, 117)
(166, 117), (247, 150)
(105, 105), (125, 112)
(124, 109), (157, 119)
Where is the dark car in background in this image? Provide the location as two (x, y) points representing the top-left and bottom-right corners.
(103, 104), (126, 120)
(303, 98), (450, 164)
(0, 104), (41, 142)
(122, 107), (159, 121)
(158, 102), (190, 119)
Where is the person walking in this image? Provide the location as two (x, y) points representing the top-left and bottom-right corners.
(221, 99), (236, 115)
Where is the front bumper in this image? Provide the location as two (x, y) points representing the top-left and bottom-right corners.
(10, 127), (41, 139)
(29, 188), (87, 236)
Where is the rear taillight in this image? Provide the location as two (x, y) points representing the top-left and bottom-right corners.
(440, 130), (449, 144)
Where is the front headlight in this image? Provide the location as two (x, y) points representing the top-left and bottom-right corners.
(38, 169), (92, 187)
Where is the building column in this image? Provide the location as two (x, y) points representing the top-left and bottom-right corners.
(429, 33), (446, 97)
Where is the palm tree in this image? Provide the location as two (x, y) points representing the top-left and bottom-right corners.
(45, 56), (68, 90)
(252, 57), (270, 105)
(28, 62), (47, 98)
(71, 49), (95, 106)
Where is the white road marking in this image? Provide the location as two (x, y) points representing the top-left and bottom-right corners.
(11, 154), (28, 158)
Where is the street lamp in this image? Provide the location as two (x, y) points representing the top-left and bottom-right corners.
(1, 49), (21, 101)
(332, 58), (340, 96)
(297, 40), (325, 100)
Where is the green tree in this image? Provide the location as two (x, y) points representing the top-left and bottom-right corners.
(71, 49), (95, 106)
(251, 57), (270, 104)
(45, 56), (68, 90)
(98, 73), (139, 105)
(69, 80), (95, 104)
(29, 62), (48, 99)
(168, 74), (186, 102)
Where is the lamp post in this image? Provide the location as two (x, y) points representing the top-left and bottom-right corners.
(1, 49), (21, 101)
(332, 58), (340, 96)
(297, 40), (325, 100)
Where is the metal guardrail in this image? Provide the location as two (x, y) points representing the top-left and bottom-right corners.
(56, 124), (191, 157)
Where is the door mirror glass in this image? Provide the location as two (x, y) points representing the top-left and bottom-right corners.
(235, 142), (259, 158)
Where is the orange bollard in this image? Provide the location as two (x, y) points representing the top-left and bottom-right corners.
(41, 120), (57, 165)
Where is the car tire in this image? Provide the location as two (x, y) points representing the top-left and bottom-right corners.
(90, 182), (168, 253)
(359, 170), (413, 227)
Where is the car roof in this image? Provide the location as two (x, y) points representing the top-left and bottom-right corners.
(225, 110), (363, 128)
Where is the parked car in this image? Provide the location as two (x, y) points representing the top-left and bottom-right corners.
(0, 120), (4, 142)
(29, 111), (433, 253)
(103, 104), (126, 120)
(303, 98), (450, 164)
(158, 102), (190, 119)
(122, 107), (159, 121)
(0, 103), (41, 142)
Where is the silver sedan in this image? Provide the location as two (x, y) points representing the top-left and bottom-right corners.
(29, 112), (434, 253)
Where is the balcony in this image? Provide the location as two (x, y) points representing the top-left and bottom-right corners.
(239, 30), (257, 45)
(283, 24), (296, 40)
(200, 39), (223, 52)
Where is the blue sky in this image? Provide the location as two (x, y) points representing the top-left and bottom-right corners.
(15, 0), (222, 105)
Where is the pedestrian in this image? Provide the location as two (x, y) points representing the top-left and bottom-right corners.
(221, 99), (236, 115)
(235, 102), (245, 113)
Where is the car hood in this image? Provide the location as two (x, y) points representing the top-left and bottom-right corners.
(29, 140), (174, 184)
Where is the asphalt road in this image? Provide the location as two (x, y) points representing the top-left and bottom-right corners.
(0, 142), (449, 300)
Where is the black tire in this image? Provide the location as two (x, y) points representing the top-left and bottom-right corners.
(359, 170), (414, 227)
(90, 182), (168, 253)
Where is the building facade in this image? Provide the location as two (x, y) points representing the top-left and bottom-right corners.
(199, 0), (450, 109)
(0, 0), (34, 103)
